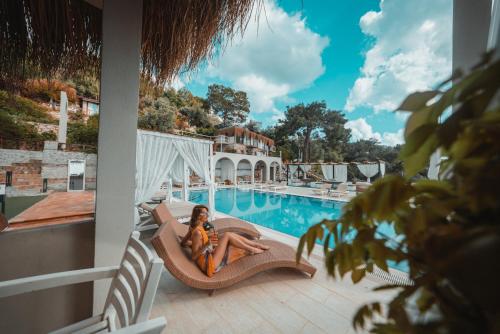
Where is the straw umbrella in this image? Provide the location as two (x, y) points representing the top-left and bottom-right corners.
(0, 0), (261, 85)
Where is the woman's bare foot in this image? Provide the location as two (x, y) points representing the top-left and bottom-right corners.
(249, 247), (264, 255)
(257, 243), (270, 250)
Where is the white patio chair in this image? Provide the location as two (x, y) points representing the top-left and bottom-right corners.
(0, 231), (164, 333)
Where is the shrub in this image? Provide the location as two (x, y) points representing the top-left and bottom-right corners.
(298, 56), (500, 333)
(0, 90), (55, 124)
(22, 78), (77, 103)
(67, 122), (98, 146)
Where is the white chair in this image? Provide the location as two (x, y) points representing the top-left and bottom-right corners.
(0, 231), (164, 333)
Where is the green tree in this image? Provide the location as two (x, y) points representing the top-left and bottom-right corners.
(68, 75), (99, 99)
(207, 84), (250, 127)
(138, 96), (175, 132)
(278, 101), (327, 162)
(245, 120), (261, 133)
(179, 106), (210, 128)
(322, 110), (351, 159)
(298, 56), (500, 333)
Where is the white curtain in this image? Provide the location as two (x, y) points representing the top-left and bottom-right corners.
(135, 132), (179, 206)
(333, 164), (348, 183)
(379, 161), (386, 177)
(427, 149), (440, 180)
(289, 165), (299, 178)
(300, 164), (311, 177)
(357, 163), (379, 182)
(321, 165), (334, 180)
(169, 156), (185, 182)
(173, 140), (215, 217)
(217, 159), (234, 182)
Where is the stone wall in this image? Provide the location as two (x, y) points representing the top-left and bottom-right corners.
(0, 146), (97, 197)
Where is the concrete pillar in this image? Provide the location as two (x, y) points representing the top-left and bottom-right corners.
(453, 0), (492, 73)
(58, 91), (68, 148)
(94, 0), (143, 312)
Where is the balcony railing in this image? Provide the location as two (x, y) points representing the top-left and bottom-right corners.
(214, 135), (235, 144)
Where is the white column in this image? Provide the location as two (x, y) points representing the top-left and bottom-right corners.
(234, 163), (238, 186)
(453, 0), (492, 73)
(250, 164), (255, 184)
(182, 160), (189, 201)
(208, 144), (215, 220)
(94, 0), (143, 313)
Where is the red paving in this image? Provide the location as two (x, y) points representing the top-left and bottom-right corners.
(9, 191), (95, 230)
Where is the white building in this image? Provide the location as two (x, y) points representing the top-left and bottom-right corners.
(213, 127), (282, 184)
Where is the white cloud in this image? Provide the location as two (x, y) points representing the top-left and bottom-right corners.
(345, 0), (452, 113)
(197, 0), (329, 113)
(382, 129), (404, 146)
(345, 118), (404, 146)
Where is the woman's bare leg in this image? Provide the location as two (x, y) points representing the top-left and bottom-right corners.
(231, 233), (270, 250)
(212, 233), (262, 268)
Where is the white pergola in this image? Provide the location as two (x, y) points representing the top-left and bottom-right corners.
(135, 130), (215, 220)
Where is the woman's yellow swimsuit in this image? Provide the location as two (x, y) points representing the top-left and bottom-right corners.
(193, 226), (246, 277)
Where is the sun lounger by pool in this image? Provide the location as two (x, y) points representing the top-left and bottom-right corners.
(264, 183), (288, 192)
(151, 217), (316, 295)
(152, 203), (261, 239)
(312, 183), (331, 196)
(328, 183), (349, 198)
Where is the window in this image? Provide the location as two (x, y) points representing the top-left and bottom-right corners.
(6, 171), (12, 187)
(67, 160), (86, 191)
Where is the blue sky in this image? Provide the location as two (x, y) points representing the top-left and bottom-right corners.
(184, 0), (452, 146)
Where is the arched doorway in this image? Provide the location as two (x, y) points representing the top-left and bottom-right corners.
(236, 159), (252, 184)
(215, 158), (235, 185)
(254, 160), (266, 183)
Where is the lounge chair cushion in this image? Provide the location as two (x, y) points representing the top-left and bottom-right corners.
(152, 204), (177, 225)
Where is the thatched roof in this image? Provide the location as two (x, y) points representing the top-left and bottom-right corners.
(217, 126), (275, 146)
(0, 0), (260, 85)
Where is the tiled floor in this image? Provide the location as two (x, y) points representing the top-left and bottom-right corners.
(147, 219), (397, 334)
(149, 250), (396, 334)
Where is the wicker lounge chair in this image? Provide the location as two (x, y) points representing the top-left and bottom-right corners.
(151, 204), (261, 239)
(151, 218), (316, 294)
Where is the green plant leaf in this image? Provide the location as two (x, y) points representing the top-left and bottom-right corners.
(397, 91), (439, 112)
(351, 268), (365, 283)
(296, 235), (306, 263)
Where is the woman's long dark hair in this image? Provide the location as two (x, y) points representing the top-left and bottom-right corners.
(189, 205), (209, 228)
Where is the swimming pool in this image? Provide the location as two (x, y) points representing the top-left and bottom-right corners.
(176, 188), (407, 272)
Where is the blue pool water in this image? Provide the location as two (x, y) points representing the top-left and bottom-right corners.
(176, 188), (408, 272)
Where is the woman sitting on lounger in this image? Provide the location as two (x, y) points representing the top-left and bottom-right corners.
(181, 205), (269, 277)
